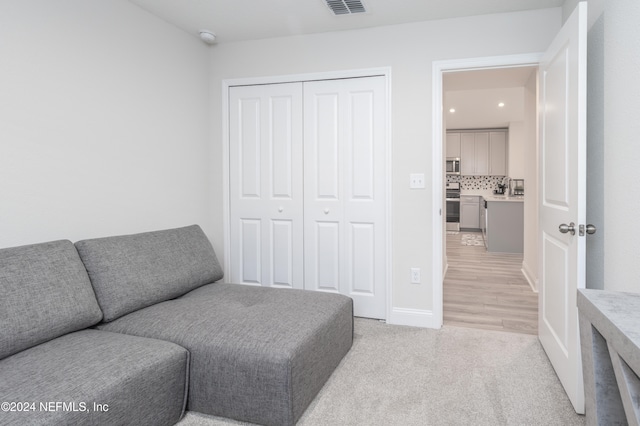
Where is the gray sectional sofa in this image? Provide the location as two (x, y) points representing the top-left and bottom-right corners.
(0, 225), (353, 426)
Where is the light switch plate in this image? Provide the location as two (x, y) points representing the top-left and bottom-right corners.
(409, 173), (425, 189)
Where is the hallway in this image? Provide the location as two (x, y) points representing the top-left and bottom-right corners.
(444, 231), (538, 335)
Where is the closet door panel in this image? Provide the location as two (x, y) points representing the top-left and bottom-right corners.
(350, 91), (375, 199)
(304, 88), (342, 294)
(304, 76), (387, 319)
(230, 83), (303, 288)
(271, 219), (293, 287)
(315, 93), (340, 200)
(315, 222), (341, 292)
(239, 99), (261, 197)
(343, 78), (387, 317)
(270, 96), (295, 198)
(240, 219), (261, 284)
(349, 223), (375, 294)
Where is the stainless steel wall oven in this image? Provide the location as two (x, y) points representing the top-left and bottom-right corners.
(446, 182), (460, 231)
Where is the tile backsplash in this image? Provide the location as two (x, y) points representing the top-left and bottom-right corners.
(446, 175), (506, 191)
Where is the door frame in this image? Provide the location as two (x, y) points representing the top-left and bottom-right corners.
(222, 67), (393, 319)
(431, 54), (542, 328)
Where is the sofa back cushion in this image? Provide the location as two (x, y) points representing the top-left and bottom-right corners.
(0, 240), (103, 359)
(75, 225), (223, 322)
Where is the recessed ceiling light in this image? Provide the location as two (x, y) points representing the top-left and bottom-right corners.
(498, 102), (505, 107)
(449, 108), (456, 113)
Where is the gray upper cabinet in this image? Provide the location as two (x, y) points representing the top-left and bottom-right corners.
(460, 132), (489, 175)
(449, 129), (507, 176)
(489, 131), (507, 176)
(446, 132), (461, 158)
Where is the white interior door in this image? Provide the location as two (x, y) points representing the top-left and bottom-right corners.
(538, 2), (587, 414)
(229, 83), (304, 288)
(303, 76), (387, 319)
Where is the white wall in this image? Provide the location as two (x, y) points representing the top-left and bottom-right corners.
(209, 9), (561, 318)
(508, 120), (525, 180)
(0, 1), (212, 248)
(522, 71), (539, 290)
(563, 0), (582, 23)
(584, 0), (640, 294)
(586, 1), (604, 290)
(599, 0), (640, 293)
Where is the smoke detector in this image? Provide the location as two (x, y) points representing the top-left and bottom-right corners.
(199, 30), (217, 44)
(324, 0), (366, 15)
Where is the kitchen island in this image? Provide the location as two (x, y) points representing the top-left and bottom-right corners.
(485, 195), (524, 253)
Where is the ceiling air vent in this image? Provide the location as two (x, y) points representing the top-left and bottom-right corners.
(325, 0), (366, 15)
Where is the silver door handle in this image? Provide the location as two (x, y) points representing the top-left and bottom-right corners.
(559, 222), (576, 235)
(579, 224), (597, 236)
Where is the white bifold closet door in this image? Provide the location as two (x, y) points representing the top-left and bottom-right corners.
(229, 76), (387, 319)
(229, 83), (304, 289)
(303, 77), (387, 319)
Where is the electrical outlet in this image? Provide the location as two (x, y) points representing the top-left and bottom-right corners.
(409, 173), (425, 189)
(410, 268), (421, 284)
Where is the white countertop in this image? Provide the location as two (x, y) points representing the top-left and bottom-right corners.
(459, 190), (525, 202)
(459, 190), (494, 198)
(484, 195), (524, 203)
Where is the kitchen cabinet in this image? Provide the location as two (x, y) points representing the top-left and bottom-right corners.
(460, 195), (481, 230)
(485, 198), (523, 253)
(451, 130), (507, 176)
(446, 132), (461, 158)
(489, 131), (507, 176)
(460, 132), (489, 175)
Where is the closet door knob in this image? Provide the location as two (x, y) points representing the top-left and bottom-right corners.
(278, 206), (284, 213)
(323, 208), (330, 214)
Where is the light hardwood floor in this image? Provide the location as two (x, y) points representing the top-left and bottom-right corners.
(443, 231), (538, 335)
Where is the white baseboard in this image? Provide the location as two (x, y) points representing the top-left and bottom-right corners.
(521, 261), (539, 293)
(387, 307), (439, 329)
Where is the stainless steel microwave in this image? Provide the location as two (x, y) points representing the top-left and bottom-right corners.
(446, 157), (460, 175)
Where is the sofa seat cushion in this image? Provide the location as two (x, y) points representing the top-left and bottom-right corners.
(0, 240), (103, 359)
(97, 283), (353, 426)
(0, 329), (189, 426)
(75, 225), (223, 322)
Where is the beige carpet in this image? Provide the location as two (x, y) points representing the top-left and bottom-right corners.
(177, 318), (585, 426)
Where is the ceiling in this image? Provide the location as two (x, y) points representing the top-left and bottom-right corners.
(444, 67), (537, 129)
(126, 1), (550, 130)
(128, 0), (565, 44)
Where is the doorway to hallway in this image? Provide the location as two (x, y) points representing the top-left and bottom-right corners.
(439, 63), (540, 334)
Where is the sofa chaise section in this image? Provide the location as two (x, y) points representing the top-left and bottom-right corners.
(0, 330), (189, 426)
(0, 240), (189, 426)
(97, 283), (353, 425)
(76, 225), (354, 426)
